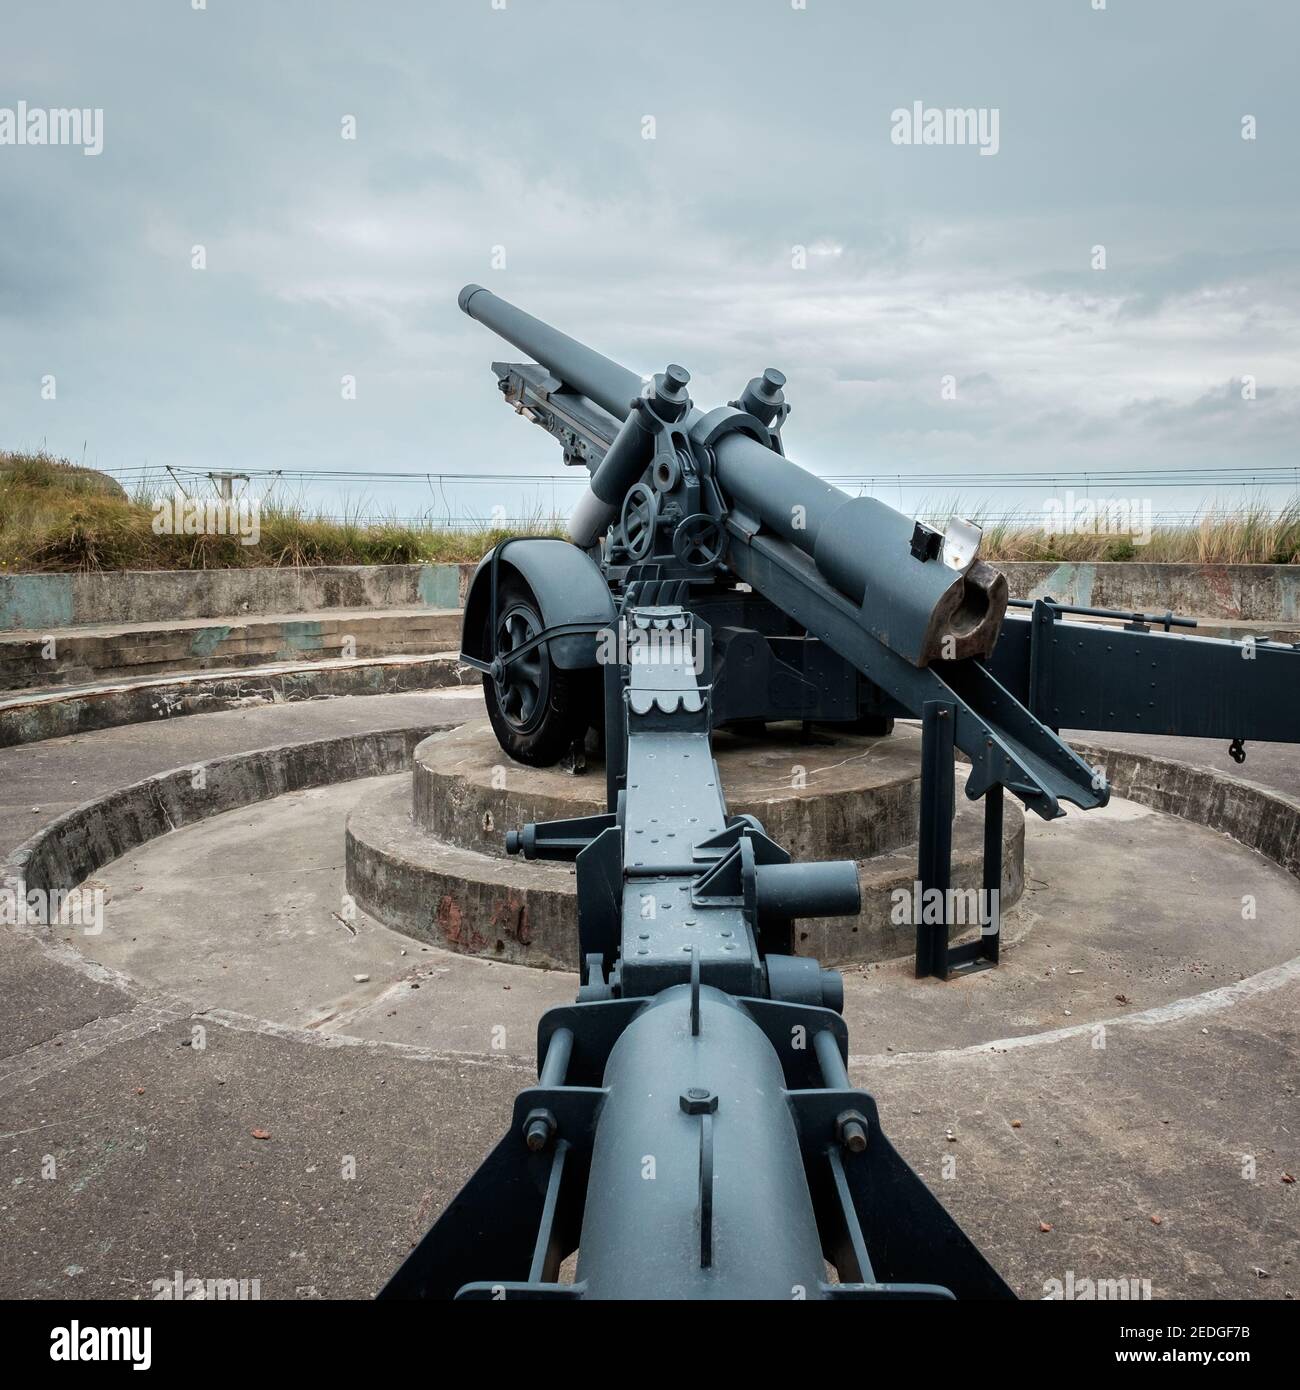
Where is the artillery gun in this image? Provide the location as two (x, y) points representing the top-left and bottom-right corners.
(379, 286), (1300, 1299)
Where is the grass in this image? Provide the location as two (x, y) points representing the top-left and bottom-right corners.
(3, 450), (1298, 572)
(0, 451), (561, 572)
(920, 496), (1300, 566)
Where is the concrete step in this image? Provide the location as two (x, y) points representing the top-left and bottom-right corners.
(0, 606), (463, 689)
(0, 652), (479, 747)
(345, 748), (1025, 970)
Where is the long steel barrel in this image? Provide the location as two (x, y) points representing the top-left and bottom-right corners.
(459, 285), (1006, 662)
(459, 284), (850, 556)
(459, 284), (845, 545)
(459, 284), (644, 420)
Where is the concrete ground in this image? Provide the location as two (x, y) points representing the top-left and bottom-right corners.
(0, 696), (1296, 1299)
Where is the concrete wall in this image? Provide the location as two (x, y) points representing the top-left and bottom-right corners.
(3, 558), (1296, 630)
(0, 564), (470, 630)
(1073, 742), (1300, 881)
(998, 562), (1300, 622)
(5, 726), (448, 898)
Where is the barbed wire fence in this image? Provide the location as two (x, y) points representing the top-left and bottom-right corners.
(97, 461), (1300, 531)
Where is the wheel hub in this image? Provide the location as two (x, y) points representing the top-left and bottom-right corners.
(494, 604), (548, 732)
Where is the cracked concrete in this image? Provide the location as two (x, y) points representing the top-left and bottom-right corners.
(0, 696), (1296, 1300)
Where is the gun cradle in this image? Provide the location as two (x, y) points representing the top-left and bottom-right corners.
(380, 607), (1014, 1300)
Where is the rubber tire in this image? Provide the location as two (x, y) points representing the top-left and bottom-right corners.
(482, 581), (598, 767)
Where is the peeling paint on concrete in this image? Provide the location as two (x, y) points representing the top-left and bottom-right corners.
(1282, 572), (1300, 623)
(189, 624), (232, 657)
(417, 564), (461, 609)
(0, 574), (74, 630)
(1030, 562), (1095, 607)
(278, 620), (324, 657)
(0, 564), (469, 630)
(1004, 561), (1300, 622)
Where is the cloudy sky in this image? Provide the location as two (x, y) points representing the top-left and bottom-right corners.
(2, 0), (1297, 524)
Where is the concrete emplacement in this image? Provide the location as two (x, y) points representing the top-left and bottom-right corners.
(5, 683), (1298, 1300)
(344, 718), (1026, 970)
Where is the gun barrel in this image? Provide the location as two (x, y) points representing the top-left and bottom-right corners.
(713, 432), (843, 553)
(712, 431), (1006, 661)
(459, 284), (643, 420)
(460, 285), (1006, 662)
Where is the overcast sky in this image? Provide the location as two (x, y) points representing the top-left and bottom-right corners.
(2, 0), (1297, 524)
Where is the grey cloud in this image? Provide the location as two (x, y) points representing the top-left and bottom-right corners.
(0, 0), (1297, 522)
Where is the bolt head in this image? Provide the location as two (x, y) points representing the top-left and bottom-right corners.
(835, 1109), (869, 1153)
(680, 1088), (718, 1115)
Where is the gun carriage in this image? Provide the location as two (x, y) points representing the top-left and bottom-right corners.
(379, 286), (1300, 1300)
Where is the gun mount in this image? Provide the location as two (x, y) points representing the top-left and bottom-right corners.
(454, 285), (1299, 974)
(378, 285), (1300, 1299)
(382, 605), (1013, 1300)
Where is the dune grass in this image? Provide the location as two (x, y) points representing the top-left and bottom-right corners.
(3, 450), (1297, 571)
(0, 451), (561, 571)
(920, 495), (1300, 566)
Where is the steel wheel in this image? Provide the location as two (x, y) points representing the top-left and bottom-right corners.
(494, 601), (549, 733)
(482, 579), (600, 767)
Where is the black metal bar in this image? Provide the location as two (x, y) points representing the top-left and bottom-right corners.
(602, 654), (626, 813)
(1026, 598), (1056, 731)
(527, 1139), (570, 1284)
(1007, 597), (1197, 630)
(538, 1027), (574, 1088)
(982, 784), (1003, 966)
(826, 1146), (876, 1284)
(487, 540), (502, 675)
(813, 1027), (850, 1090)
(697, 1113), (714, 1268)
(493, 620), (610, 674)
(915, 701), (956, 979)
(937, 785), (1004, 978)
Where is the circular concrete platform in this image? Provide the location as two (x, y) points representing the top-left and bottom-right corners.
(345, 718), (1026, 968)
(415, 719), (929, 858)
(7, 698), (1298, 1300)
(55, 762), (1300, 1059)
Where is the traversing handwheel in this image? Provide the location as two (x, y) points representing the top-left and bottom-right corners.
(672, 513), (726, 570)
(618, 483), (660, 561)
